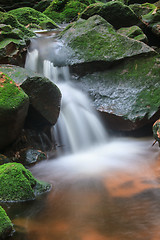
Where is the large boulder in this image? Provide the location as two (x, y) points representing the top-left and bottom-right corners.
(60, 15), (155, 74)
(0, 206), (13, 239)
(0, 72), (29, 150)
(73, 55), (160, 131)
(0, 162), (51, 202)
(0, 65), (61, 130)
(8, 7), (58, 30)
(80, 1), (141, 29)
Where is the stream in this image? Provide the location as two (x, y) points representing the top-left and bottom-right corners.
(5, 31), (160, 240)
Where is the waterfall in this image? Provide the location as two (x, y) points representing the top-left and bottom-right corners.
(25, 36), (107, 154)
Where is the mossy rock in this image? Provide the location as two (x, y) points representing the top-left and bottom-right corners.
(0, 72), (29, 150)
(8, 7), (58, 30)
(0, 11), (35, 39)
(60, 15), (155, 70)
(0, 65), (61, 130)
(43, 0), (96, 23)
(73, 55), (160, 131)
(117, 25), (148, 43)
(0, 162), (51, 202)
(80, 1), (141, 29)
(130, 3), (154, 18)
(0, 206), (13, 239)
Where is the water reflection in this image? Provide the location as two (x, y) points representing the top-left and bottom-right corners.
(7, 137), (160, 240)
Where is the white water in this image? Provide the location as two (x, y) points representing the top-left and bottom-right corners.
(25, 35), (160, 176)
(25, 37), (107, 154)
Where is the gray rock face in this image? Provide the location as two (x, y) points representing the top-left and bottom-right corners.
(60, 15), (155, 74)
(72, 55), (160, 131)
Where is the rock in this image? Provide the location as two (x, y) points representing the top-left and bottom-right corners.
(60, 15), (155, 74)
(153, 119), (160, 145)
(43, 0), (96, 23)
(8, 7), (58, 30)
(0, 206), (13, 239)
(117, 25), (148, 43)
(73, 55), (160, 131)
(0, 65), (61, 130)
(33, 0), (52, 12)
(0, 154), (11, 165)
(0, 162), (51, 202)
(0, 0), (39, 11)
(3, 128), (53, 165)
(21, 76), (61, 128)
(0, 72), (29, 150)
(0, 12), (35, 66)
(80, 1), (141, 29)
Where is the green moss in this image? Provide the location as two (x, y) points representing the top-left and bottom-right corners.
(60, 15), (154, 64)
(44, 0), (96, 23)
(0, 163), (51, 202)
(0, 72), (28, 111)
(117, 25), (147, 42)
(0, 11), (35, 39)
(8, 7), (58, 29)
(0, 206), (13, 239)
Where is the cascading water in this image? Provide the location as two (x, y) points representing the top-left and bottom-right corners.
(25, 36), (107, 154)
(11, 31), (160, 240)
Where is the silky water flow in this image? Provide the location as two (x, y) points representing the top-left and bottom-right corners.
(9, 34), (160, 240)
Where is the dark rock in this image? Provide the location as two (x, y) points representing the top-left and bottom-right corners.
(73, 55), (160, 131)
(0, 0), (39, 11)
(117, 25), (148, 43)
(0, 65), (61, 130)
(80, 1), (141, 29)
(33, 0), (52, 12)
(0, 72), (29, 150)
(21, 76), (61, 127)
(0, 154), (11, 165)
(0, 162), (51, 202)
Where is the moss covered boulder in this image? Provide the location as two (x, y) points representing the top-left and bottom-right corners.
(33, 0), (52, 12)
(60, 15), (155, 74)
(8, 7), (58, 30)
(117, 25), (148, 43)
(43, 0), (96, 23)
(80, 1), (141, 29)
(0, 206), (13, 239)
(0, 163), (51, 202)
(73, 55), (160, 131)
(0, 72), (29, 150)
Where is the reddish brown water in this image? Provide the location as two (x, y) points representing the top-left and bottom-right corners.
(5, 137), (160, 240)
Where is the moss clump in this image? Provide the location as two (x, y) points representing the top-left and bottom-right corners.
(0, 206), (13, 239)
(8, 7), (58, 29)
(0, 163), (51, 202)
(0, 11), (35, 39)
(117, 25), (148, 43)
(44, 0), (96, 23)
(0, 72), (28, 112)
